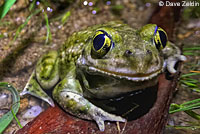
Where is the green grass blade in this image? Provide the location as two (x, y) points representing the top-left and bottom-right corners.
(43, 12), (51, 44)
(181, 78), (199, 83)
(13, 9), (41, 41)
(181, 98), (200, 106)
(191, 88), (200, 92)
(11, 103), (22, 128)
(183, 52), (200, 56)
(61, 11), (71, 25)
(169, 105), (199, 113)
(0, 0), (16, 19)
(183, 47), (200, 51)
(184, 110), (200, 120)
(183, 46), (200, 56)
(181, 72), (200, 78)
(29, 0), (37, 11)
(0, 82), (20, 133)
(180, 72), (200, 92)
(0, 34), (4, 39)
(170, 99), (200, 114)
(181, 81), (197, 87)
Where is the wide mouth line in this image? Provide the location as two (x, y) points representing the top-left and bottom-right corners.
(88, 66), (162, 80)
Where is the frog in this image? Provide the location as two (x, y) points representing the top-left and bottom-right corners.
(20, 21), (186, 131)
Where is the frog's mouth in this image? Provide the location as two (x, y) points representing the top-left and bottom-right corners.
(87, 66), (163, 81)
(77, 54), (163, 81)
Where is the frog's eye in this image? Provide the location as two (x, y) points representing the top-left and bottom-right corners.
(153, 26), (168, 50)
(92, 30), (114, 58)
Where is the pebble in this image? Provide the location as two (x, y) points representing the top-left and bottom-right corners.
(22, 105), (43, 119)
(0, 89), (12, 109)
(19, 98), (29, 112)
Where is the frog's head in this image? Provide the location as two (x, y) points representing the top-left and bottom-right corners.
(77, 23), (168, 81)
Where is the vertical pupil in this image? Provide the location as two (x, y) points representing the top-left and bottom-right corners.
(93, 34), (105, 51)
(154, 38), (161, 49)
(158, 31), (167, 48)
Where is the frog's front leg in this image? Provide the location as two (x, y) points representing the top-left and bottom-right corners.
(166, 54), (187, 73)
(52, 64), (126, 131)
(20, 51), (60, 106)
(163, 42), (187, 74)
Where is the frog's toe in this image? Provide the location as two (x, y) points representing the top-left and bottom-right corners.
(178, 55), (187, 62)
(95, 119), (105, 131)
(21, 77), (55, 107)
(167, 54), (187, 74)
(92, 108), (126, 131)
(20, 89), (55, 107)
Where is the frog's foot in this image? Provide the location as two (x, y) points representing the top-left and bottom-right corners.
(20, 71), (55, 107)
(167, 54), (187, 74)
(53, 91), (126, 131)
(20, 87), (55, 107)
(90, 105), (126, 131)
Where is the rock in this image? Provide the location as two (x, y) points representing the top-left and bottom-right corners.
(22, 105), (43, 119)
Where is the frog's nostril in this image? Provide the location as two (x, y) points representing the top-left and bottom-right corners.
(124, 50), (133, 56)
(146, 49), (152, 55)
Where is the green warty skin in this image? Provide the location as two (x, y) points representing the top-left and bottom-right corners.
(20, 21), (186, 131)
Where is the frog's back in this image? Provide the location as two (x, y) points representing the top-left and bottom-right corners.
(59, 30), (92, 62)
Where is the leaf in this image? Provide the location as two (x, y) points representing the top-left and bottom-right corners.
(0, 0), (17, 19)
(0, 82), (20, 133)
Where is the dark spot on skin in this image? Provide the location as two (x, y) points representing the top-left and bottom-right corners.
(33, 76), (37, 80)
(124, 50), (134, 57)
(126, 50), (132, 54)
(146, 49), (152, 55)
(155, 60), (159, 65)
(57, 82), (63, 89)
